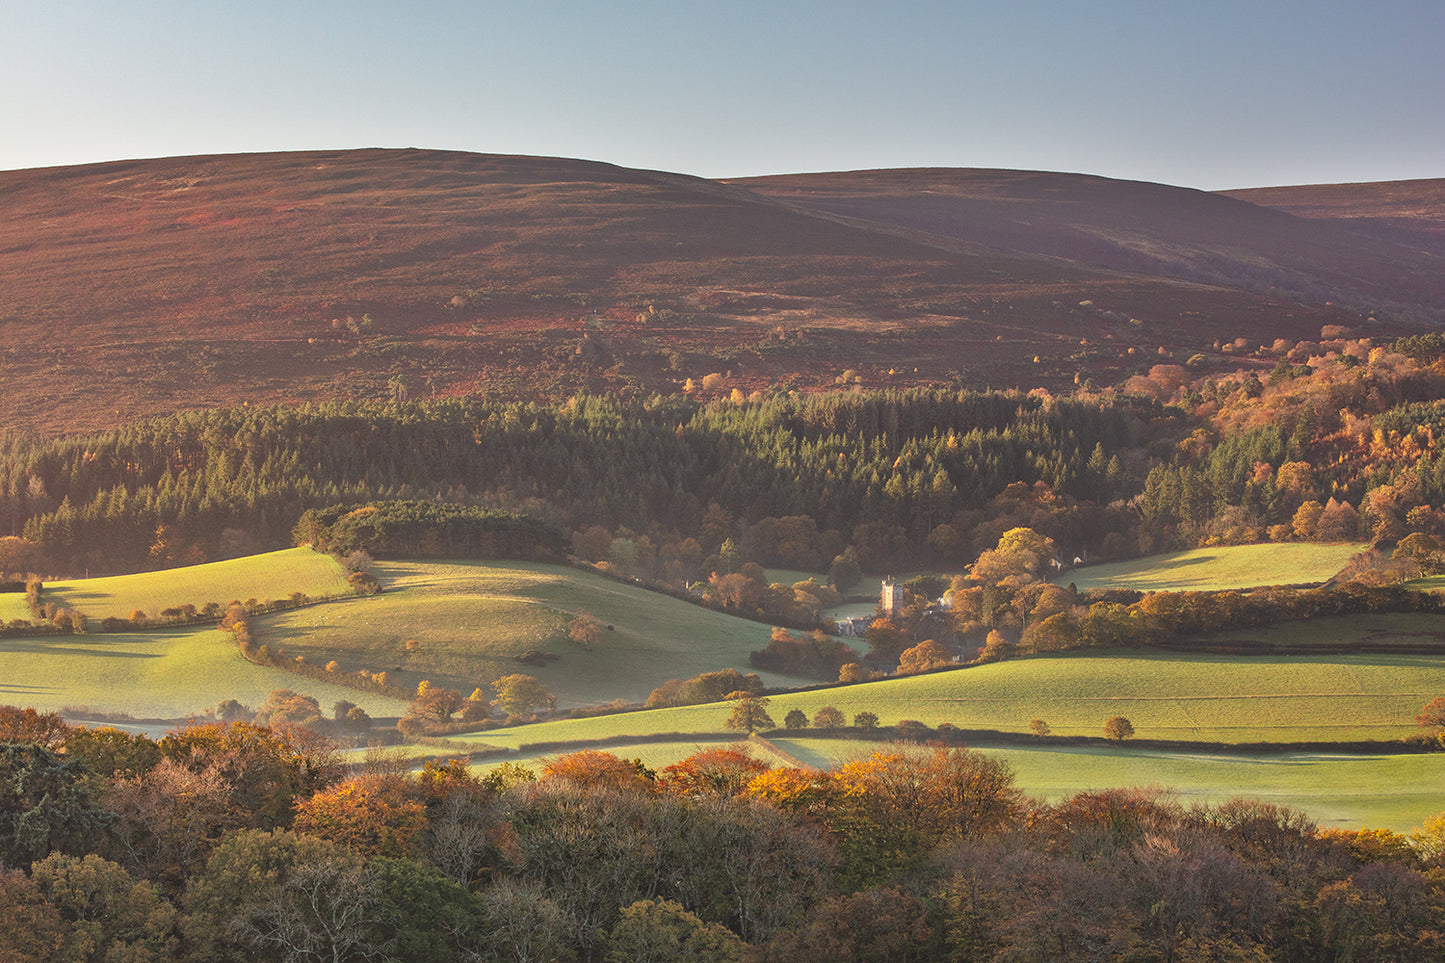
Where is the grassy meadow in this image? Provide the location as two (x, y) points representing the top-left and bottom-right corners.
(446, 647), (1445, 752)
(0, 625), (408, 720)
(0, 591), (31, 622)
(48, 547), (352, 619)
(1061, 542), (1367, 592)
(254, 559), (816, 706)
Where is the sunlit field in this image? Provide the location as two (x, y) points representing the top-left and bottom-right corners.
(1061, 543), (1367, 592)
(48, 547), (352, 619)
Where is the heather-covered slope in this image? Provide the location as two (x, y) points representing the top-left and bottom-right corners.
(0, 150), (1398, 432)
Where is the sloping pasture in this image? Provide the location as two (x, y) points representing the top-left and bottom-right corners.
(1061, 543), (1367, 592)
(48, 547), (352, 619)
(253, 559), (804, 706)
(0, 625), (408, 720)
(451, 647), (1445, 750)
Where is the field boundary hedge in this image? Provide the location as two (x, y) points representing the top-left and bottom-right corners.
(492, 724), (1445, 761)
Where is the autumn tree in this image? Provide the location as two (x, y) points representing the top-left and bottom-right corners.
(1104, 716), (1135, 741)
(813, 705), (846, 729)
(1416, 697), (1445, 729)
(0, 705), (70, 748)
(783, 708), (809, 730)
(154, 721), (344, 831)
(830, 747), (1021, 887)
(1020, 611), (1081, 653)
(864, 618), (908, 660)
(839, 662), (881, 683)
(658, 747), (769, 798)
(646, 669), (764, 709)
(976, 629), (1016, 663)
(491, 673), (555, 717)
(292, 775), (429, 857)
(255, 690), (323, 727)
(972, 527), (1057, 584)
(409, 684), (467, 723)
(897, 638), (953, 674)
(725, 694), (776, 733)
(568, 611), (602, 651)
(0, 868), (67, 961)
(64, 725), (162, 783)
(541, 751), (655, 794)
(1293, 500), (1325, 540)
(853, 711), (880, 730)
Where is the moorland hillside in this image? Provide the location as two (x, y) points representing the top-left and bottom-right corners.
(0, 149), (1408, 432)
(734, 168), (1445, 324)
(1223, 177), (1445, 256)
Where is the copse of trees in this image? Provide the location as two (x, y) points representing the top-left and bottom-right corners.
(293, 500), (567, 560)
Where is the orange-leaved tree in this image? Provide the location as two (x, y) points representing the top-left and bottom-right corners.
(292, 775), (429, 858)
(658, 747), (770, 797)
(540, 750), (655, 794)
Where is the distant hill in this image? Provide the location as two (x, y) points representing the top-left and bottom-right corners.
(0, 149), (1427, 432)
(734, 168), (1445, 325)
(1221, 178), (1445, 263)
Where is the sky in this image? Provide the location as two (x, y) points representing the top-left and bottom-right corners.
(3, 0), (1442, 190)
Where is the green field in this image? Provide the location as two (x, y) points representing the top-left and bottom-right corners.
(445, 647), (1445, 752)
(0, 625), (408, 720)
(0, 591), (31, 622)
(1061, 542), (1367, 592)
(48, 548), (352, 619)
(255, 560), (827, 707)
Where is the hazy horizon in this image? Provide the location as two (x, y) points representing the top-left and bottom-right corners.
(5, 1), (1442, 192)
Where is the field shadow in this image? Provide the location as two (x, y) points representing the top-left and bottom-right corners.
(1148, 556), (1216, 571)
(263, 624), (343, 644)
(0, 683), (58, 694)
(53, 590), (108, 601)
(0, 638), (160, 658)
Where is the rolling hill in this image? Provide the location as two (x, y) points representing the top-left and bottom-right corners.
(0, 149), (1418, 433)
(1222, 178), (1445, 264)
(733, 168), (1445, 324)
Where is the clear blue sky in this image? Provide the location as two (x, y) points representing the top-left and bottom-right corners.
(4, 0), (1441, 189)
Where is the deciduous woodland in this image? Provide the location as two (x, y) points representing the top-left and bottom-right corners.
(4, 709), (1445, 962)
